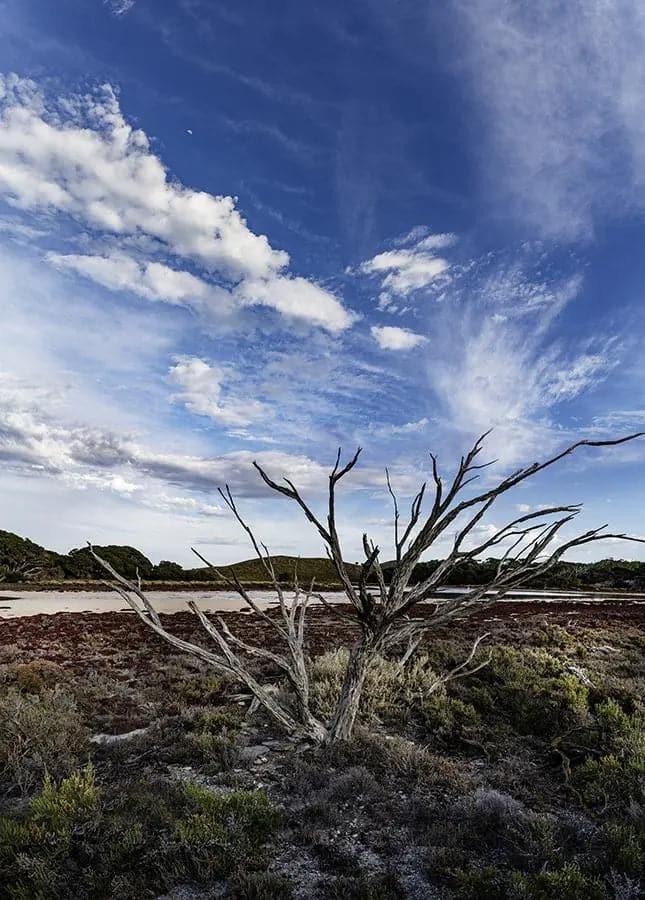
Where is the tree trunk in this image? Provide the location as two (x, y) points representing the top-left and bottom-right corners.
(327, 635), (378, 742)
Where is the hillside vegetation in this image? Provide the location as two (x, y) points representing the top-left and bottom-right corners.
(1, 529), (645, 591)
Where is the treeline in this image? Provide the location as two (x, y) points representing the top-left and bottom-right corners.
(388, 557), (645, 592)
(1, 529), (644, 592)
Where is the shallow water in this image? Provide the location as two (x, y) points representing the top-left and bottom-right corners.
(0, 586), (641, 618)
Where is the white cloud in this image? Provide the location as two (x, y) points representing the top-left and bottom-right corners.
(359, 231), (454, 303)
(0, 74), (355, 332)
(424, 254), (617, 463)
(368, 417), (429, 437)
(168, 357), (266, 427)
(454, 0), (645, 238)
(105, 0), (135, 15)
(47, 251), (227, 308)
(238, 275), (358, 333)
(371, 325), (428, 351)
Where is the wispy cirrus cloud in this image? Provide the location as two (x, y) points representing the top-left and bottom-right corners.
(423, 251), (618, 463)
(453, 0), (645, 238)
(104, 0), (135, 16)
(367, 417), (429, 438)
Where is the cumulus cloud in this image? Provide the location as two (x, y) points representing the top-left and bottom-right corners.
(238, 275), (357, 333)
(0, 73), (354, 332)
(371, 325), (428, 351)
(47, 251), (227, 309)
(168, 357), (266, 427)
(359, 231), (454, 308)
(453, 0), (645, 238)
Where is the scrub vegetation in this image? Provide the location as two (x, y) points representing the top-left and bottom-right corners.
(0, 600), (642, 898)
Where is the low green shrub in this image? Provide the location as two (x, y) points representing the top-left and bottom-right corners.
(601, 822), (645, 878)
(325, 728), (469, 791)
(230, 870), (293, 898)
(0, 686), (89, 794)
(571, 699), (644, 810)
(528, 863), (607, 899)
(465, 647), (590, 737)
(10, 660), (68, 694)
(170, 673), (223, 706)
(420, 694), (480, 745)
(324, 872), (399, 898)
(452, 862), (607, 899)
(0, 767), (99, 898)
(0, 769), (279, 898)
(310, 649), (442, 725)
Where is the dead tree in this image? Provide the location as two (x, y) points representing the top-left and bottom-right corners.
(92, 430), (643, 744)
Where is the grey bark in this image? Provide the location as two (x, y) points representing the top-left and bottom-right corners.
(93, 429), (644, 744)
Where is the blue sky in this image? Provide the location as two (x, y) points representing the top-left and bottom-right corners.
(0, 0), (644, 564)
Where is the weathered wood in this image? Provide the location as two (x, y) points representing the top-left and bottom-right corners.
(92, 430), (644, 745)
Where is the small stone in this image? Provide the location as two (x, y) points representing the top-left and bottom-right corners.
(240, 744), (270, 763)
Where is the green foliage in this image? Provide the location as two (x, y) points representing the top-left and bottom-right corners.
(169, 673), (223, 706)
(0, 687), (89, 794)
(323, 729), (469, 791)
(602, 822), (645, 878)
(177, 783), (277, 847)
(9, 660), (67, 694)
(0, 529), (63, 582)
(468, 647), (590, 736)
(324, 873), (399, 898)
(62, 545), (154, 579)
(230, 871), (293, 898)
(4, 519), (645, 589)
(452, 863), (607, 900)
(420, 694), (480, 744)
(0, 767), (99, 898)
(186, 554), (363, 585)
(150, 559), (184, 580)
(575, 753), (644, 808)
(30, 767), (99, 835)
(309, 649), (446, 725)
(528, 863), (607, 899)
(572, 699), (644, 809)
(180, 706), (242, 768)
(0, 770), (279, 898)
(452, 865), (519, 899)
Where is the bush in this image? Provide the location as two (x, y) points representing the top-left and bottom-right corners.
(230, 871), (293, 898)
(572, 699), (644, 810)
(176, 784), (279, 877)
(468, 647), (590, 737)
(309, 649), (449, 725)
(325, 729), (469, 791)
(528, 863), (607, 899)
(10, 660), (68, 694)
(0, 771), (280, 898)
(420, 694), (480, 745)
(452, 862), (607, 899)
(602, 822), (645, 878)
(0, 687), (89, 794)
(0, 767), (99, 897)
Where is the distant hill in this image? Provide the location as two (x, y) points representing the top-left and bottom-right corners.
(0, 530), (64, 582)
(1, 528), (644, 592)
(188, 555), (363, 586)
